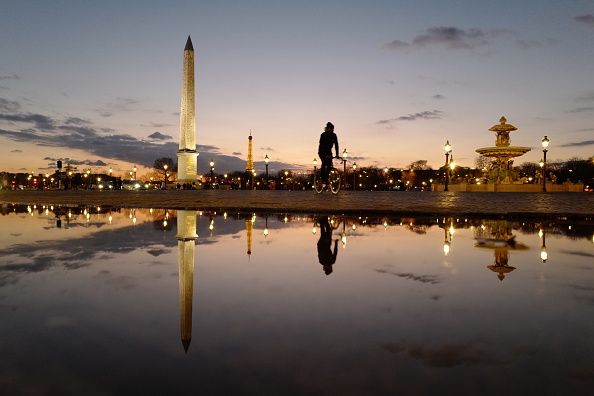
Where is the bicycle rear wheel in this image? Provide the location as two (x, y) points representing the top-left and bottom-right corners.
(328, 168), (341, 194)
(314, 169), (324, 193)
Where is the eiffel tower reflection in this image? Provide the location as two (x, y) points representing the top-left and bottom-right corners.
(176, 210), (197, 353)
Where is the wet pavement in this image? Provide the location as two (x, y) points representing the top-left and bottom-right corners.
(2, 189), (593, 219)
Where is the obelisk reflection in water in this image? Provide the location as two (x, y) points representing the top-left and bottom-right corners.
(176, 210), (197, 352)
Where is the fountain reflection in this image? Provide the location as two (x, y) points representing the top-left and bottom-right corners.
(474, 220), (529, 281)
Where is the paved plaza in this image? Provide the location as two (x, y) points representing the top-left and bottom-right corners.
(1, 189), (593, 219)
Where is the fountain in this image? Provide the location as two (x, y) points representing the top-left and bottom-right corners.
(476, 116), (531, 183)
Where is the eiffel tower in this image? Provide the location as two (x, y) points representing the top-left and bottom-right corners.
(246, 131), (254, 172)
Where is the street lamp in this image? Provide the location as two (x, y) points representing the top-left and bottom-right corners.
(264, 155), (269, 189)
(342, 149), (348, 188)
(444, 140), (452, 191)
(86, 169), (91, 190)
(163, 164), (168, 190)
(210, 159), (214, 189)
(133, 165), (137, 179)
(284, 170), (288, 190)
(541, 136), (549, 192)
(352, 162), (357, 191)
(109, 167), (113, 180)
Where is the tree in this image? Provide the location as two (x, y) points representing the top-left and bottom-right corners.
(153, 157), (177, 187)
(407, 160), (432, 170)
(474, 155), (492, 171)
(518, 162), (539, 179)
(153, 157), (177, 172)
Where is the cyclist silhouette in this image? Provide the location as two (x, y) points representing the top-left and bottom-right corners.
(317, 216), (339, 275)
(318, 122), (339, 184)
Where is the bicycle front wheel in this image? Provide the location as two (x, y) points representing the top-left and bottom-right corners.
(328, 168), (341, 194)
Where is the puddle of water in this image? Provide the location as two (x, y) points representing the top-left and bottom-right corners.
(1, 204), (593, 394)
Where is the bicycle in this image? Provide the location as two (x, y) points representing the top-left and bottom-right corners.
(314, 157), (342, 194)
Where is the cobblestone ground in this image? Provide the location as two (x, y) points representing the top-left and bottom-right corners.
(2, 190), (593, 219)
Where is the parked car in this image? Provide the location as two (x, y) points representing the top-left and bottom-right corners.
(90, 181), (114, 190)
(122, 179), (144, 190)
(96, 181), (114, 190)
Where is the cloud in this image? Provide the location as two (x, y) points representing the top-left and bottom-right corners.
(143, 122), (173, 128)
(574, 14), (594, 26)
(432, 94), (445, 100)
(386, 26), (514, 52)
(377, 110), (443, 125)
(0, 74), (20, 80)
(560, 140), (594, 148)
(385, 39), (410, 51)
(0, 107), (294, 173)
(96, 97), (139, 117)
(382, 341), (492, 367)
(0, 113), (56, 130)
(259, 146), (274, 151)
(516, 40), (543, 49)
(576, 92), (594, 102)
(64, 117), (91, 125)
(566, 107), (594, 113)
(232, 151), (242, 156)
(0, 98), (21, 112)
(375, 269), (441, 284)
(11, 149), (22, 153)
(147, 132), (173, 141)
(413, 27), (490, 49)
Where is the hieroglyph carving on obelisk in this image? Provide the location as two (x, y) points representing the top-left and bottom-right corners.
(176, 36), (198, 184)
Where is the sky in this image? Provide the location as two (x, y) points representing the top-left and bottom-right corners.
(1, 0), (593, 177)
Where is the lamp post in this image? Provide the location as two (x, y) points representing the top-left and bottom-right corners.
(251, 169), (256, 190)
(163, 164), (168, 190)
(109, 167), (113, 181)
(342, 149), (348, 188)
(352, 162), (357, 191)
(133, 165), (137, 180)
(264, 155), (269, 189)
(444, 140), (452, 191)
(284, 170), (288, 190)
(541, 136), (549, 192)
(209, 160), (214, 189)
(86, 169), (91, 190)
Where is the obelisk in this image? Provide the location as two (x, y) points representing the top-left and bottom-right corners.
(176, 36), (198, 185)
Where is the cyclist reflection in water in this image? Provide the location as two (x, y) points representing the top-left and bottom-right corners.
(317, 216), (339, 275)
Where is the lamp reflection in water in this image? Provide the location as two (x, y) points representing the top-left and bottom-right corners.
(176, 210), (198, 353)
(539, 228), (548, 263)
(442, 219), (453, 256)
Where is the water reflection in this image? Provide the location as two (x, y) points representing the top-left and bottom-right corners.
(316, 216), (339, 275)
(176, 210), (197, 352)
(1, 203), (594, 394)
